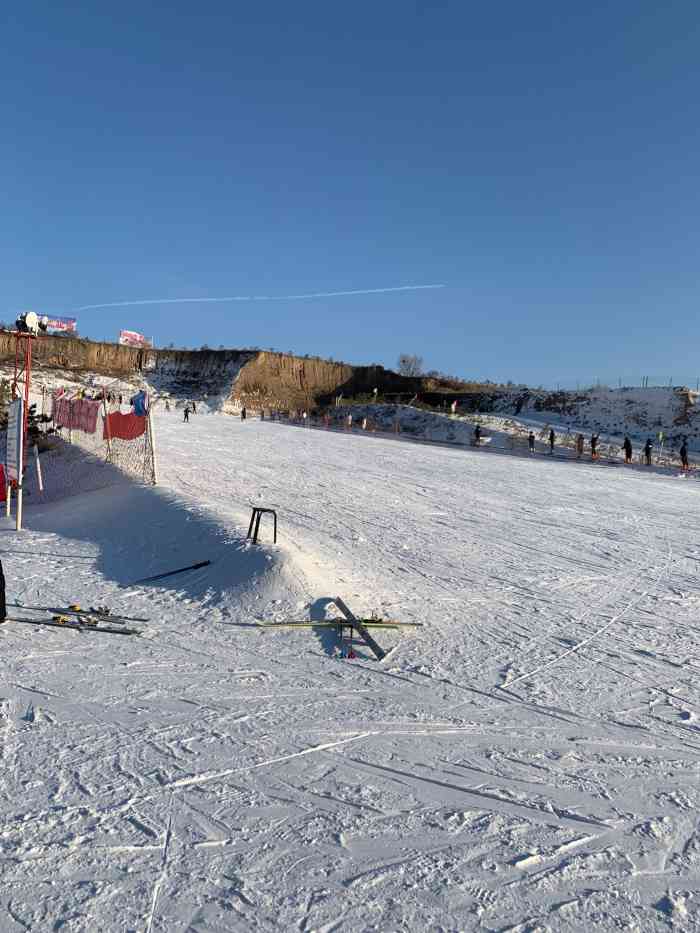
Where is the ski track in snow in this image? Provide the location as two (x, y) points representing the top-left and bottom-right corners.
(2, 411), (700, 930)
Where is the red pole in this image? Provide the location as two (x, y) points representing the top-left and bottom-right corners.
(12, 335), (21, 400)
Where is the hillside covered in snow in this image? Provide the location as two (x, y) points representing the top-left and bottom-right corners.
(2, 410), (700, 930)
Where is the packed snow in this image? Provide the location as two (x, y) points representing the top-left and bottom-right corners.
(2, 409), (700, 931)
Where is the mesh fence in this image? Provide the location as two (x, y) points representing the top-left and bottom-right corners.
(11, 392), (158, 503)
(66, 398), (155, 483)
(56, 395), (156, 485)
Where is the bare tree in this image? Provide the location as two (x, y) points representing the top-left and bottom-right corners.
(397, 353), (424, 377)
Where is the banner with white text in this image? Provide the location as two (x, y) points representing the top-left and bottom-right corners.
(46, 316), (77, 333)
(119, 329), (151, 347)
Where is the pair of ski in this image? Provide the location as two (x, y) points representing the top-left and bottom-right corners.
(257, 620), (421, 629)
(7, 617), (141, 636)
(258, 597), (420, 662)
(7, 604), (147, 636)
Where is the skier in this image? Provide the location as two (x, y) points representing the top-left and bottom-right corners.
(623, 436), (633, 464)
(680, 438), (689, 471)
(528, 431), (535, 454)
(576, 433), (584, 458)
(192, 401), (197, 414)
(549, 428), (555, 455)
(164, 399), (171, 412)
(591, 433), (598, 459)
(260, 409), (265, 421)
(241, 407), (247, 421)
(474, 424), (482, 446)
(183, 405), (190, 423)
(644, 438), (653, 465)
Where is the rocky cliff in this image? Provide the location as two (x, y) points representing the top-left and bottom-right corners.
(232, 353), (423, 411)
(0, 332), (421, 412)
(0, 330), (145, 374)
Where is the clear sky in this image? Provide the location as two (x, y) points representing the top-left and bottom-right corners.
(3, 1), (699, 387)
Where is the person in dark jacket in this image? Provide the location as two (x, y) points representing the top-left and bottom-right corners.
(0, 559), (6, 623)
(241, 407), (247, 421)
(680, 439), (689, 471)
(591, 433), (598, 459)
(183, 405), (190, 422)
(548, 428), (555, 454)
(473, 424), (482, 446)
(623, 436), (632, 464)
(644, 437), (653, 465)
(528, 431), (535, 454)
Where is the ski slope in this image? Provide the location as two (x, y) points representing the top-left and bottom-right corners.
(2, 411), (700, 931)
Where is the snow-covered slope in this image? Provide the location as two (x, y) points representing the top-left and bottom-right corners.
(321, 402), (697, 466)
(2, 412), (700, 930)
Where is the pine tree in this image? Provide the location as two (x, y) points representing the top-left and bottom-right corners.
(0, 379), (10, 431)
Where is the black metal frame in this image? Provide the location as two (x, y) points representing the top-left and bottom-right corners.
(247, 507), (278, 544)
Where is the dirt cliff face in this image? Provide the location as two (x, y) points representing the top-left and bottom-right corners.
(230, 353), (425, 411)
(0, 331), (145, 374)
(231, 353), (352, 410)
(0, 332), (422, 412)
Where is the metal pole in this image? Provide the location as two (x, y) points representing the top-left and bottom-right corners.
(34, 444), (43, 493)
(102, 388), (112, 461)
(148, 408), (159, 485)
(15, 403), (24, 531)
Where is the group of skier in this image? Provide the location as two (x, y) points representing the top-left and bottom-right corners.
(180, 403), (693, 470)
(520, 425), (689, 471)
(474, 423), (692, 470)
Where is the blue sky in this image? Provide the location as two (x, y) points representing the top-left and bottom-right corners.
(3, 1), (699, 387)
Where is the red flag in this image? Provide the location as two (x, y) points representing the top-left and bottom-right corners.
(103, 412), (146, 441)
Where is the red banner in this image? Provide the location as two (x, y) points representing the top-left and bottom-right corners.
(103, 412), (147, 441)
(53, 395), (101, 434)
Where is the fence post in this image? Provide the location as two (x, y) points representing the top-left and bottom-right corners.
(148, 409), (159, 485)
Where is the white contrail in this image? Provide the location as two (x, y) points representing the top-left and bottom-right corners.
(73, 283), (445, 312)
